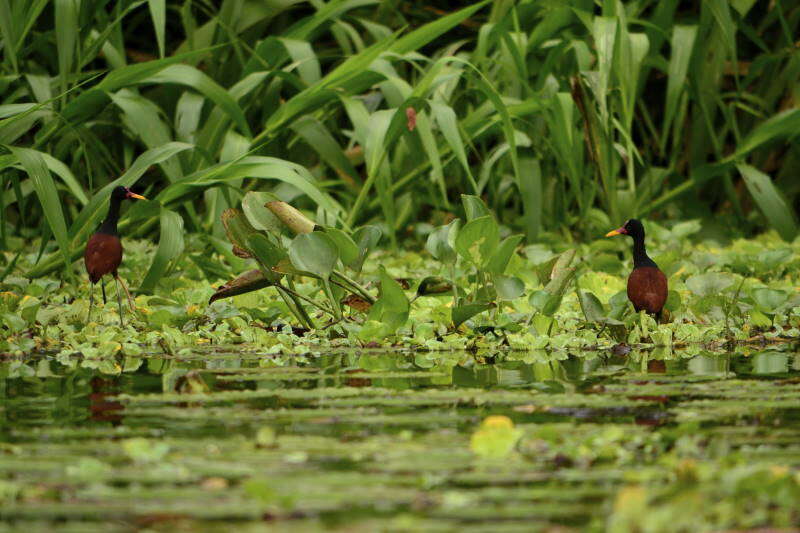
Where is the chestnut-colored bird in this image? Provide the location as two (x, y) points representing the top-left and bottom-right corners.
(84, 186), (146, 325)
(605, 219), (668, 317)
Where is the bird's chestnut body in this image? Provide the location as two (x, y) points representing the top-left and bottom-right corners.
(627, 266), (668, 315)
(84, 233), (123, 284)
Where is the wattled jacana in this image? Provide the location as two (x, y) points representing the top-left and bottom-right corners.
(84, 186), (146, 325)
(605, 219), (668, 317)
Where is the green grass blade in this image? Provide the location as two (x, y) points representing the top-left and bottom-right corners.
(8, 146), (71, 276)
(139, 208), (185, 293)
(737, 164), (797, 242)
(147, 0), (166, 58)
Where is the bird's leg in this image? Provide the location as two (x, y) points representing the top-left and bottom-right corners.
(88, 283), (94, 323)
(114, 276), (125, 328)
(101, 280), (107, 304)
(114, 274), (136, 312)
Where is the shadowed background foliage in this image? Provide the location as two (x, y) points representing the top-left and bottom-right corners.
(1, 0), (798, 289)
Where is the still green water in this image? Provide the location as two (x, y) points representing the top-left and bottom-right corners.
(2, 348), (800, 532)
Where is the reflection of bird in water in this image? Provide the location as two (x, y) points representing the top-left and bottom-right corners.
(89, 377), (123, 424)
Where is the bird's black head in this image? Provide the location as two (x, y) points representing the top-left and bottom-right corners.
(606, 218), (644, 240)
(111, 186), (146, 201)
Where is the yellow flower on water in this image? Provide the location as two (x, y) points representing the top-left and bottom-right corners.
(470, 415), (521, 459)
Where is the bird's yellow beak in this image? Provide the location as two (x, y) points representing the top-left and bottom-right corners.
(605, 226), (626, 237)
(126, 192), (147, 200)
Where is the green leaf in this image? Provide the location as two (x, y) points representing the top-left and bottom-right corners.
(8, 146), (71, 276)
(578, 290), (606, 323)
(685, 273), (735, 297)
(139, 208), (184, 293)
(247, 234), (286, 283)
(737, 164), (798, 242)
(425, 220), (459, 264)
(367, 266), (410, 335)
(351, 225), (382, 273)
(455, 216), (499, 267)
(495, 275), (524, 301)
(485, 234), (524, 275)
(751, 288), (788, 313)
(289, 232), (338, 279)
(461, 194), (491, 221)
(241, 191), (282, 234)
(324, 228), (359, 268)
(731, 109), (800, 160)
(452, 302), (492, 328)
(147, 0), (166, 58)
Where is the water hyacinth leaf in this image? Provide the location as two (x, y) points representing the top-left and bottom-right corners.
(208, 269), (272, 304)
(737, 164), (797, 242)
(139, 208), (185, 293)
(495, 275), (524, 301)
(241, 191), (282, 233)
(367, 266), (409, 335)
(289, 232), (338, 280)
(221, 208), (258, 254)
(324, 227), (359, 268)
(485, 234), (524, 275)
(455, 216), (499, 267)
(425, 220), (460, 264)
(351, 225), (381, 272)
(265, 201), (315, 235)
(247, 234), (286, 283)
(685, 273), (735, 297)
(452, 302), (492, 328)
(461, 194), (492, 221)
(751, 288), (788, 313)
(578, 290), (606, 323)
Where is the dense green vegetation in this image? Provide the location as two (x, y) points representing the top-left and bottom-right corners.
(2, 1), (800, 530)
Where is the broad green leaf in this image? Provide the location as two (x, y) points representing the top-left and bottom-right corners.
(578, 290), (606, 323)
(425, 220), (459, 264)
(351, 225), (381, 272)
(495, 275), (524, 301)
(751, 288), (788, 313)
(247, 234), (286, 283)
(241, 191), (282, 233)
(452, 302), (492, 328)
(367, 266), (410, 334)
(685, 273), (735, 297)
(289, 232), (338, 279)
(461, 194), (491, 221)
(455, 216), (499, 267)
(485, 234), (524, 275)
(324, 228), (359, 268)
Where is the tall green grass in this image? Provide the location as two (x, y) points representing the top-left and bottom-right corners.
(1, 0), (798, 287)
